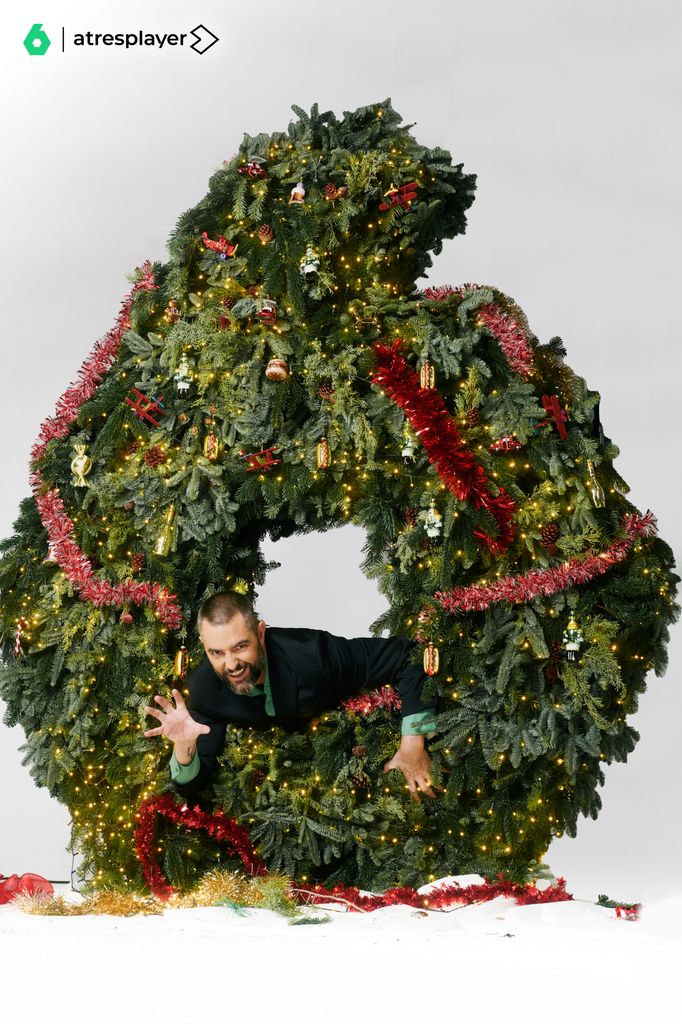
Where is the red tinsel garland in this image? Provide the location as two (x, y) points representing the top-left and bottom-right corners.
(435, 512), (656, 613)
(475, 303), (535, 379)
(301, 874), (572, 912)
(135, 795), (572, 911)
(371, 340), (516, 554)
(340, 685), (402, 716)
(421, 286), (535, 379)
(134, 794), (266, 899)
(28, 264), (182, 631)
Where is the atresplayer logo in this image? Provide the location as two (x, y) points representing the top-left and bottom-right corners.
(23, 23), (51, 55)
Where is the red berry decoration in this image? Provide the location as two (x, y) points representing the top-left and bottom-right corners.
(144, 445), (166, 468)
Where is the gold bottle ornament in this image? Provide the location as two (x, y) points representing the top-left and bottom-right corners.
(586, 460), (606, 508)
(154, 505), (176, 557)
(70, 444), (92, 487)
(174, 646), (189, 677)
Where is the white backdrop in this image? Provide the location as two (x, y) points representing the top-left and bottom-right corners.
(0, 0), (679, 900)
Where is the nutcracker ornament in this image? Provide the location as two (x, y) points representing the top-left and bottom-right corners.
(421, 503), (442, 542)
(70, 443), (92, 487)
(174, 353), (193, 394)
(401, 424), (417, 464)
(562, 615), (584, 662)
(299, 244), (320, 280)
(289, 182), (306, 205)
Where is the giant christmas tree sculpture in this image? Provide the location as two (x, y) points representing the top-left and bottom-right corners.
(0, 100), (677, 893)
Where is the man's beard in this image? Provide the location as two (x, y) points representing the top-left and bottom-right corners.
(221, 650), (266, 695)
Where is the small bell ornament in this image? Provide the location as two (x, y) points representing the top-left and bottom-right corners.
(562, 615), (584, 662)
(71, 444), (92, 487)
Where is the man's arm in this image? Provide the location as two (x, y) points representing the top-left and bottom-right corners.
(322, 633), (439, 801)
(144, 689), (225, 801)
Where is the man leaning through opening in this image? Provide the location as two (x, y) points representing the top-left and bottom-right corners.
(144, 591), (440, 802)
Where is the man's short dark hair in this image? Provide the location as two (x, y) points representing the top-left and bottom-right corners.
(197, 591), (259, 633)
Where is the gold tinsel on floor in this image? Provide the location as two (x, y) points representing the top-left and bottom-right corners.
(14, 869), (300, 918)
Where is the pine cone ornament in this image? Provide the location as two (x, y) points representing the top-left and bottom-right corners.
(405, 507), (419, 527)
(465, 408), (481, 426)
(130, 553), (145, 572)
(351, 745), (368, 757)
(319, 381), (335, 401)
(123, 501), (134, 512)
(221, 296), (235, 309)
(123, 439), (143, 459)
(540, 523), (559, 553)
(258, 224), (274, 243)
(144, 445), (166, 468)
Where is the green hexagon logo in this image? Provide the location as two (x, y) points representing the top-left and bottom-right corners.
(23, 23), (51, 56)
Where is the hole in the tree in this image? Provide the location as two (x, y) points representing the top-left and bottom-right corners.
(259, 524), (388, 637)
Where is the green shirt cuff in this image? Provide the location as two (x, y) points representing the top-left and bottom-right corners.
(401, 711), (437, 737)
(170, 749), (200, 783)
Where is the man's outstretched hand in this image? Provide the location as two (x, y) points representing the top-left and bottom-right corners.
(143, 689), (210, 764)
(383, 734), (440, 802)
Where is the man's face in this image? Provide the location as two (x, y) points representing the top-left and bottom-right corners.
(199, 613), (267, 695)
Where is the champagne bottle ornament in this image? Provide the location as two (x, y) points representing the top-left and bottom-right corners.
(154, 505), (175, 557)
(587, 460), (606, 508)
(70, 444), (92, 487)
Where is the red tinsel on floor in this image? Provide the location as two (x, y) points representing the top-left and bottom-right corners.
(435, 512), (656, 613)
(371, 340), (516, 554)
(301, 874), (572, 912)
(134, 794), (266, 899)
(135, 796), (573, 911)
(26, 263), (182, 631)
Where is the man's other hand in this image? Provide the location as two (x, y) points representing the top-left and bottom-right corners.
(143, 689), (210, 755)
(383, 734), (440, 802)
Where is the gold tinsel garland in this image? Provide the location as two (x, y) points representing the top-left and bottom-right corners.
(14, 869), (299, 918)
